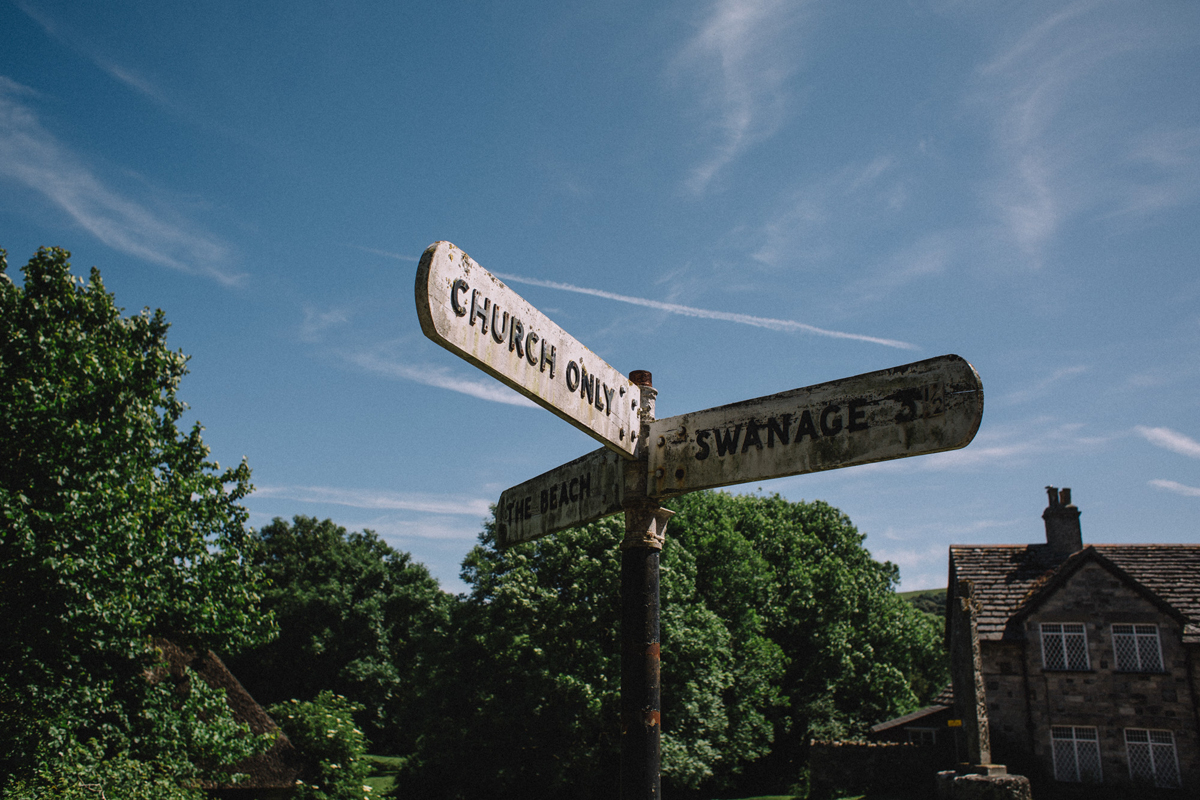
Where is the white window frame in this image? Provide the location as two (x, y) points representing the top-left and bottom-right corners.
(1051, 726), (1103, 783)
(1041, 622), (1090, 670)
(1111, 624), (1164, 673)
(1125, 728), (1181, 788)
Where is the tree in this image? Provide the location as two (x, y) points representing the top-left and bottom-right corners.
(0, 248), (275, 788)
(398, 491), (946, 799)
(226, 516), (450, 754)
(664, 491), (949, 791)
(397, 514), (783, 800)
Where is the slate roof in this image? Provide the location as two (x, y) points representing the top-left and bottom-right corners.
(869, 684), (954, 734)
(949, 544), (1200, 643)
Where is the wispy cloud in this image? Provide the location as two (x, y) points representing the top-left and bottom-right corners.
(93, 58), (171, 106)
(1003, 364), (1088, 405)
(751, 156), (903, 271)
(0, 77), (242, 284)
(495, 272), (917, 350)
(348, 346), (538, 407)
(1136, 426), (1200, 459)
(353, 245), (420, 262)
(253, 484), (492, 517)
(972, 1), (1189, 264)
(670, 0), (808, 193)
(857, 418), (1112, 472)
(301, 305), (351, 342)
(1149, 479), (1200, 498)
(16, 0), (174, 108)
(368, 518), (485, 542)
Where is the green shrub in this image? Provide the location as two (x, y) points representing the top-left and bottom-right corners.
(269, 692), (371, 800)
(1, 744), (205, 800)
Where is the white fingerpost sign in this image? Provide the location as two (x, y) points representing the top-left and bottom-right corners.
(415, 241), (639, 458)
(496, 446), (627, 548)
(646, 355), (983, 497)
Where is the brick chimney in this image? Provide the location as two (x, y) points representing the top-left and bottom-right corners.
(1043, 486), (1082, 556)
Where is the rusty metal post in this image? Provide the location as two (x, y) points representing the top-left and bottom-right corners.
(621, 370), (672, 800)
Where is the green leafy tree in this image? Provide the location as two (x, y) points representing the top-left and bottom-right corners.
(399, 490), (946, 798)
(0, 248), (275, 788)
(397, 515), (783, 800)
(665, 491), (949, 790)
(227, 516), (450, 754)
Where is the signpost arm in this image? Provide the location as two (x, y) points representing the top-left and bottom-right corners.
(621, 371), (672, 800)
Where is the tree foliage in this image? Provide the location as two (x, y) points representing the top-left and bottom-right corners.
(397, 491), (946, 798)
(664, 491), (949, 790)
(0, 248), (274, 787)
(227, 516), (450, 754)
(268, 692), (371, 800)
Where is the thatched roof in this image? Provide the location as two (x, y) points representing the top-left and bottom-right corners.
(151, 638), (303, 793)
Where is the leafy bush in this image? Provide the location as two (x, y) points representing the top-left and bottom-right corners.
(0, 744), (205, 800)
(269, 692), (371, 800)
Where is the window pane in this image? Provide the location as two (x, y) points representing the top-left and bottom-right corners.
(1151, 741), (1180, 788)
(1113, 628), (1138, 670)
(1137, 630), (1162, 672)
(1064, 630), (1089, 670)
(1078, 739), (1102, 783)
(1128, 740), (1153, 782)
(1043, 627), (1067, 670)
(1053, 738), (1078, 782)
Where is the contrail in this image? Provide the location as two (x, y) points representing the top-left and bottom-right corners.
(494, 273), (918, 350)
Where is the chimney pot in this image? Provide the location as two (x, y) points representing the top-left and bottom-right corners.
(1043, 485), (1082, 556)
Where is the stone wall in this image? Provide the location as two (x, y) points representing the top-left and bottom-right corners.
(980, 640), (1032, 766)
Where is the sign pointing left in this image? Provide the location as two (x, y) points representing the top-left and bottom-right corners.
(415, 241), (640, 458)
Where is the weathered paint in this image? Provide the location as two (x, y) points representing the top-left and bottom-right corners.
(496, 446), (627, 547)
(647, 354), (983, 498)
(415, 241), (639, 458)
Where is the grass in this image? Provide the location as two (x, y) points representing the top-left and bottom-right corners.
(364, 754), (404, 795)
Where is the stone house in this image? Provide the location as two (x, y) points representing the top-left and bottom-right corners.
(947, 487), (1200, 793)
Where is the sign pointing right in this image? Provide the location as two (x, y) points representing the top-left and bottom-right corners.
(647, 354), (983, 498)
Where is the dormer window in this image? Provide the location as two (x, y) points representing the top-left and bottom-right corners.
(1112, 625), (1164, 673)
(1041, 622), (1090, 670)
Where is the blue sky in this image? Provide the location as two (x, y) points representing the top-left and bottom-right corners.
(2, 0), (1198, 592)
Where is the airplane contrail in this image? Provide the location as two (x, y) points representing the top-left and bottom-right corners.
(494, 273), (918, 350)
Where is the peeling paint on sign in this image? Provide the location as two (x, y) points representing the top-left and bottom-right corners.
(496, 446), (627, 547)
(415, 241), (639, 458)
(647, 355), (983, 498)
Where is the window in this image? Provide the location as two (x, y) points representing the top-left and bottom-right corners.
(1041, 623), (1090, 670)
(1112, 624), (1164, 672)
(1126, 729), (1180, 788)
(1052, 726), (1102, 783)
(906, 728), (937, 746)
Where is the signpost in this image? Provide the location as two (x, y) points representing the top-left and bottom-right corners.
(496, 446), (626, 548)
(648, 354), (982, 498)
(416, 241), (640, 458)
(414, 241), (986, 800)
